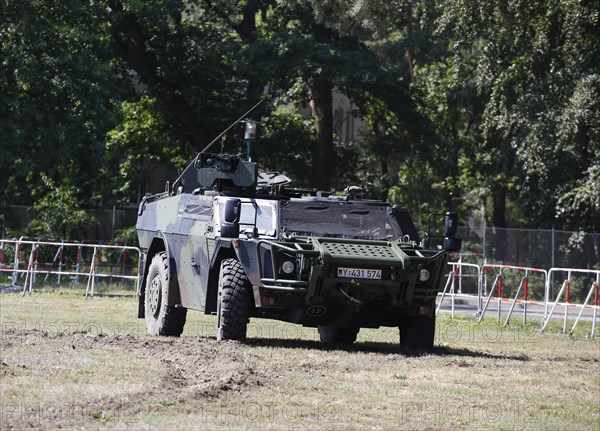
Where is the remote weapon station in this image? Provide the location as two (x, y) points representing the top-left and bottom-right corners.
(136, 104), (461, 348)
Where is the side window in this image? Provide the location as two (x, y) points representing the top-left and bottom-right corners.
(239, 202), (256, 228)
(239, 202), (276, 237)
(180, 198), (213, 221)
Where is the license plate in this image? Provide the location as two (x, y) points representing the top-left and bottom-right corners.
(337, 267), (382, 280)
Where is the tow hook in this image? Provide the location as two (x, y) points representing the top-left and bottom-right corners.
(337, 285), (362, 305)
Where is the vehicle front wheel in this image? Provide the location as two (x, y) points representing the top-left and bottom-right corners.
(318, 326), (360, 344)
(216, 258), (251, 341)
(144, 251), (187, 336)
(399, 316), (436, 350)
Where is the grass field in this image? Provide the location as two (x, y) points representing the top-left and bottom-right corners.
(1, 292), (598, 430)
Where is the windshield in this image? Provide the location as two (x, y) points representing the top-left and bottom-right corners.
(279, 200), (402, 240)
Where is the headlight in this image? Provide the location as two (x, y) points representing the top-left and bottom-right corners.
(281, 260), (295, 274)
(419, 269), (430, 282)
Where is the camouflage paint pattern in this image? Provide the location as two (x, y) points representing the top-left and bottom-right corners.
(136, 154), (452, 329)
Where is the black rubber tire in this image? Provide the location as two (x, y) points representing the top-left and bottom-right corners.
(144, 251), (187, 336)
(318, 326), (360, 344)
(399, 316), (436, 350)
(216, 258), (251, 341)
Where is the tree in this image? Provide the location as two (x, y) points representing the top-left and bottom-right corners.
(0, 0), (129, 206)
(103, 96), (189, 203)
(2, 0), (598, 242)
(26, 174), (91, 239)
(240, 1), (420, 191)
(106, 0), (244, 151)
(441, 0), (600, 231)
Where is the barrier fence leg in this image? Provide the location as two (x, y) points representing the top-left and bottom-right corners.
(28, 259), (35, 295)
(21, 244), (37, 296)
(544, 276), (550, 322)
(84, 247), (98, 298)
(541, 279), (568, 333)
(592, 280), (599, 338)
(57, 244), (65, 287)
(75, 244), (82, 285)
(435, 271), (454, 316)
(32, 243), (40, 286)
(483, 263), (488, 296)
(592, 306), (598, 338)
(12, 242), (21, 287)
(562, 276), (571, 335)
(451, 270), (456, 319)
(504, 275), (525, 327)
(478, 274), (499, 323)
(497, 272), (503, 322)
(477, 270), (483, 318)
(522, 274), (529, 326)
(458, 255), (462, 294)
(135, 253), (143, 296)
(569, 282), (598, 336)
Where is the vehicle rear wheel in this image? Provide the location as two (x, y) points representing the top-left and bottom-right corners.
(399, 316), (436, 350)
(216, 258), (251, 341)
(318, 326), (360, 344)
(144, 251), (187, 336)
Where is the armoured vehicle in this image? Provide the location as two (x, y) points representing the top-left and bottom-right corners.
(136, 153), (461, 349)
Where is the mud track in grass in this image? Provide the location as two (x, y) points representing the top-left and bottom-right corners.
(0, 329), (268, 429)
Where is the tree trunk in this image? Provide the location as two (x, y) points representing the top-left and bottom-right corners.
(380, 158), (389, 201)
(493, 186), (507, 228)
(491, 185), (509, 263)
(487, 127), (508, 228)
(310, 23), (335, 191)
(404, 3), (415, 82)
(310, 78), (334, 190)
(235, 2), (263, 112)
(107, 0), (211, 150)
(237, 1), (257, 41)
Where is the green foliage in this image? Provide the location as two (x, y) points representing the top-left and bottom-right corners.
(388, 162), (443, 229)
(114, 226), (139, 246)
(1, 0), (599, 239)
(26, 174), (92, 239)
(253, 104), (314, 187)
(0, 0), (130, 206)
(441, 0), (600, 230)
(106, 0), (244, 148)
(103, 96), (188, 203)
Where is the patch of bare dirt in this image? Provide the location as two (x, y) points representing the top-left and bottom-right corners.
(0, 329), (268, 429)
(80, 332), (265, 399)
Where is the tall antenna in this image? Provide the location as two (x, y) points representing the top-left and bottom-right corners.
(199, 99), (264, 154)
(171, 99), (265, 192)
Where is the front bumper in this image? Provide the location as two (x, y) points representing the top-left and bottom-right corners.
(239, 237), (447, 326)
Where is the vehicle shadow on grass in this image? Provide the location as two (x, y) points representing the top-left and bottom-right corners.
(241, 337), (530, 361)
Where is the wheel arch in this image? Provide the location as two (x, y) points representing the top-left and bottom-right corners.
(138, 233), (169, 318)
(204, 240), (238, 314)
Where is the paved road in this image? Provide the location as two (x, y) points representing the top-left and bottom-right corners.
(436, 294), (599, 323)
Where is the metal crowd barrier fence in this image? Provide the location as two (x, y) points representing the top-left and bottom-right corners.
(1, 239), (598, 336)
(0, 237), (142, 297)
(478, 264), (548, 326)
(436, 262), (482, 318)
(541, 268), (600, 336)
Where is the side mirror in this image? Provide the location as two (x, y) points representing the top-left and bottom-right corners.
(443, 212), (461, 252)
(444, 237), (462, 252)
(426, 211), (462, 252)
(221, 198), (240, 238)
(223, 198), (240, 223)
(444, 212), (458, 237)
